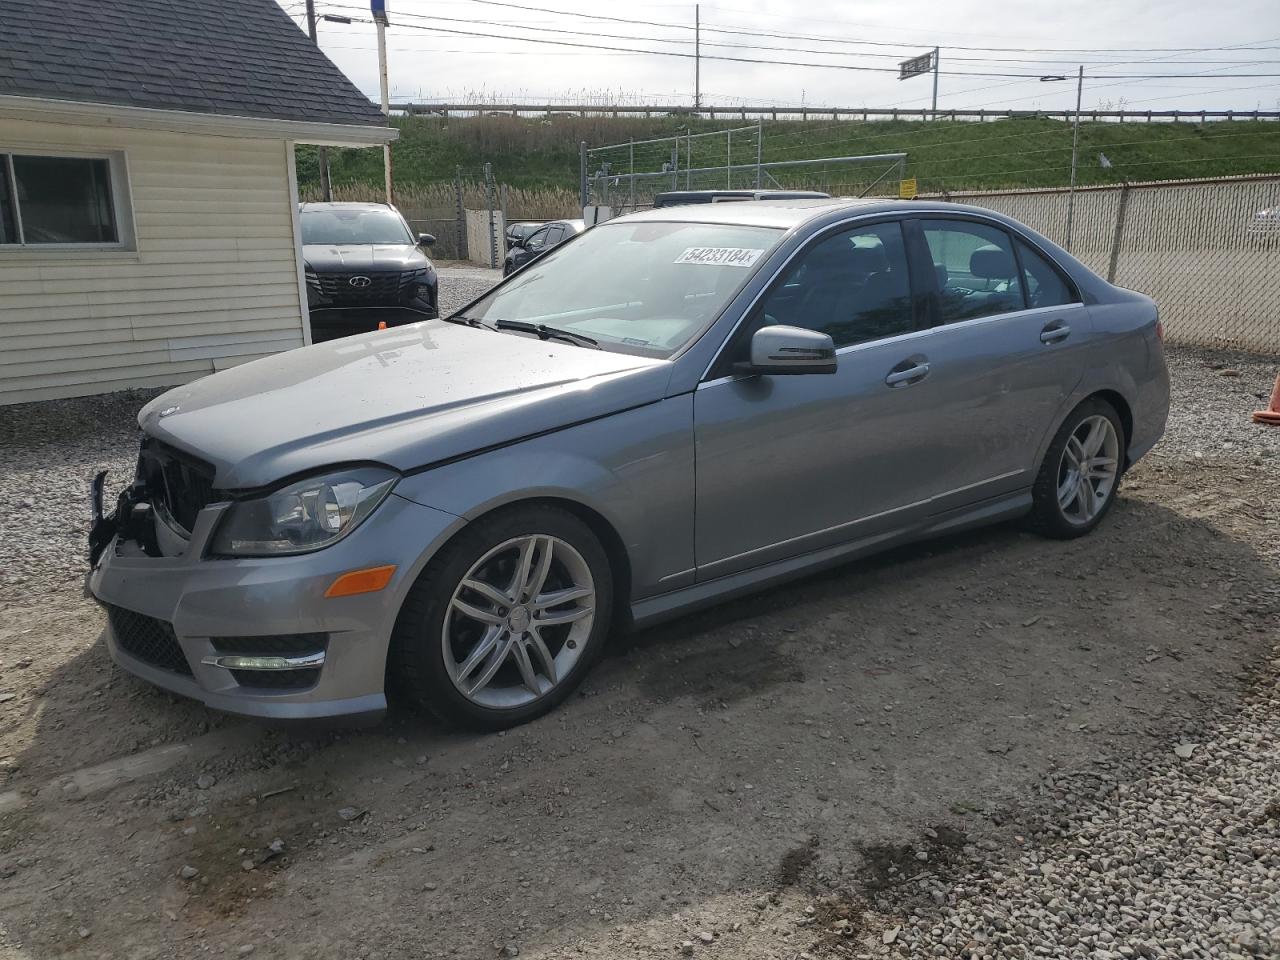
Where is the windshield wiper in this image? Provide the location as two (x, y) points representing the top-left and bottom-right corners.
(443, 315), (497, 330)
(493, 320), (599, 348)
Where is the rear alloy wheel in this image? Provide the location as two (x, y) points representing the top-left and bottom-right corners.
(1028, 398), (1126, 539)
(390, 505), (612, 729)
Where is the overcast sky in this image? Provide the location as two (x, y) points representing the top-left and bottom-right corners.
(281, 0), (1280, 113)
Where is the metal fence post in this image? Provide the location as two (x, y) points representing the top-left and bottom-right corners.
(686, 128), (692, 189)
(755, 119), (763, 188)
(579, 141), (588, 212)
(483, 162), (497, 269)
(726, 128), (732, 188)
(629, 138), (635, 212)
(454, 165), (467, 261)
(1107, 183), (1131, 284)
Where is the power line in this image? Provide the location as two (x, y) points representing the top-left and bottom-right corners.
(319, 14), (1280, 79)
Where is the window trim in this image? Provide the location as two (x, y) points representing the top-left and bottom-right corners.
(0, 145), (136, 253)
(706, 213), (925, 380)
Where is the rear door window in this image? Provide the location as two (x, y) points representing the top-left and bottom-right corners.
(920, 220), (1025, 323)
(1016, 239), (1079, 308)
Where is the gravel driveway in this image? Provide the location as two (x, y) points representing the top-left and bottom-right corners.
(0, 322), (1277, 959)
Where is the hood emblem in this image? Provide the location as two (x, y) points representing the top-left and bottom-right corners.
(349, 276), (372, 288)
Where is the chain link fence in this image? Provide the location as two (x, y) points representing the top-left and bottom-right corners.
(928, 174), (1280, 353)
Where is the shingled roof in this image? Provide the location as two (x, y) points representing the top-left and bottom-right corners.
(0, 0), (388, 127)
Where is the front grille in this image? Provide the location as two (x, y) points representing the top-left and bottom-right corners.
(315, 271), (414, 306)
(107, 605), (192, 675)
(138, 441), (216, 534)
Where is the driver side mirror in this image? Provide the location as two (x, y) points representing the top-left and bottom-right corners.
(417, 233), (436, 247)
(739, 325), (837, 375)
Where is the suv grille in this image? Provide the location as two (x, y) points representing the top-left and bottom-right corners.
(138, 442), (216, 534)
(315, 271), (414, 306)
(107, 605), (192, 675)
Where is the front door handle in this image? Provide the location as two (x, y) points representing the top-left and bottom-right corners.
(885, 360), (931, 387)
(1040, 322), (1071, 344)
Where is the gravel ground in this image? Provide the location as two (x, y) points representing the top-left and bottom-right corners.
(0, 324), (1277, 960)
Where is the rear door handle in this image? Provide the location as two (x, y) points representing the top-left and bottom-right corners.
(1040, 322), (1071, 344)
(885, 361), (930, 387)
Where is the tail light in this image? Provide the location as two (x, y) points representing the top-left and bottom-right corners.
(1154, 317), (1164, 343)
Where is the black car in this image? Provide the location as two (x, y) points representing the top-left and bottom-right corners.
(651, 189), (830, 208)
(505, 221), (545, 252)
(502, 219), (585, 277)
(300, 202), (438, 340)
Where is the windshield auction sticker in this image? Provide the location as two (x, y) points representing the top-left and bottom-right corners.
(674, 247), (766, 267)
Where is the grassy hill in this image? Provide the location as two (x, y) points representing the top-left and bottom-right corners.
(297, 114), (1280, 201)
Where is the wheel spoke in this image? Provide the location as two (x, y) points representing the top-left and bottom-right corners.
(1078, 477), (1098, 518)
(1087, 456), (1117, 479)
(534, 585), (593, 610)
(526, 629), (558, 685)
(1065, 436), (1085, 471)
(456, 626), (504, 684)
(510, 537), (539, 597)
(1082, 418), (1108, 457)
(523, 537), (554, 601)
(462, 577), (512, 608)
(511, 639), (541, 694)
(534, 605), (593, 627)
(451, 598), (505, 626)
(465, 633), (514, 696)
(1058, 474), (1081, 511)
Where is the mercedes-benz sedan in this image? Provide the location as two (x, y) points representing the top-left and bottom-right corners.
(88, 198), (1169, 730)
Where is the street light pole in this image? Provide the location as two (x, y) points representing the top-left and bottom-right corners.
(305, 0), (332, 200)
(1066, 64), (1084, 252)
(694, 4), (701, 113)
(931, 46), (940, 119)
(373, 1), (392, 205)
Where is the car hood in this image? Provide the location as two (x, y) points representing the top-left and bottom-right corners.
(303, 244), (431, 271)
(139, 322), (671, 489)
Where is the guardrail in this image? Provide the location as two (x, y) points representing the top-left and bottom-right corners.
(390, 103), (1280, 123)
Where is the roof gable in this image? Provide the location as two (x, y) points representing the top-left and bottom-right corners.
(0, 0), (387, 127)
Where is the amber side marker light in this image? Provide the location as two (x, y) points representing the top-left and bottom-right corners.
(325, 564), (397, 598)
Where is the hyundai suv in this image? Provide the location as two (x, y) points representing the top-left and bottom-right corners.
(301, 202), (438, 340)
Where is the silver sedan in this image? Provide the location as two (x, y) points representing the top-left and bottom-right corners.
(88, 198), (1169, 729)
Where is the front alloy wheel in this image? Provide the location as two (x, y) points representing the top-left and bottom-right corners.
(443, 535), (595, 708)
(389, 504), (612, 729)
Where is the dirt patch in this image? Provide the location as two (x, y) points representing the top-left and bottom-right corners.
(775, 835), (819, 886)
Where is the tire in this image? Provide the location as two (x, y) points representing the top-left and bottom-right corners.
(1028, 397), (1127, 540)
(388, 503), (613, 730)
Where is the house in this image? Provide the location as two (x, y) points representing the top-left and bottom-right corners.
(0, 0), (395, 404)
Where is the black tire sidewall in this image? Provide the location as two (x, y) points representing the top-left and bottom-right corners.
(1030, 398), (1127, 539)
(389, 504), (613, 730)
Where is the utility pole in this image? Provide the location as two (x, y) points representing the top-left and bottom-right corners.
(373, 0), (392, 204)
(1066, 65), (1083, 252)
(305, 0), (332, 200)
(931, 47), (940, 119)
(694, 4), (701, 113)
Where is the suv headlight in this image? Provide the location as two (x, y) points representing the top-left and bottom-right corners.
(210, 467), (398, 557)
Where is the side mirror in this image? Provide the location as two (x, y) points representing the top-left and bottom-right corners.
(417, 233), (436, 247)
(741, 325), (837, 375)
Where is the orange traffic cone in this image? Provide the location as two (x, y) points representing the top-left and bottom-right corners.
(377, 320), (387, 330)
(1254, 374), (1280, 425)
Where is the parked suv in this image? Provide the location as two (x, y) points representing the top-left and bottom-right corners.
(301, 202), (438, 340)
(503, 219), (584, 276)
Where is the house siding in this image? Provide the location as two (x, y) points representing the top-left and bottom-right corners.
(0, 117), (306, 404)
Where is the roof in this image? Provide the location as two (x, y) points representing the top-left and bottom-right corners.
(0, 0), (387, 127)
(619, 197), (999, 229)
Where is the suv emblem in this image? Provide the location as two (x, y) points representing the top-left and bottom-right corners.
(349, 276), (372, 287)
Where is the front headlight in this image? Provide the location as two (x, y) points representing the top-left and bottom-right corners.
(210, 467), (397, 557)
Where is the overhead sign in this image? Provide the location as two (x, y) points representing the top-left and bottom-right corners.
(898, 51), (934, 80)
(371, 0), (389, 24)
(899, 177), (918, 199)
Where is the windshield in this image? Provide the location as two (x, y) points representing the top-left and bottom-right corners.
(462, 220), (784, 357)
(301, 207), (412, 245)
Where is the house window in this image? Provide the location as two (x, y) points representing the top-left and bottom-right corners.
(1, 153), (122, 245)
